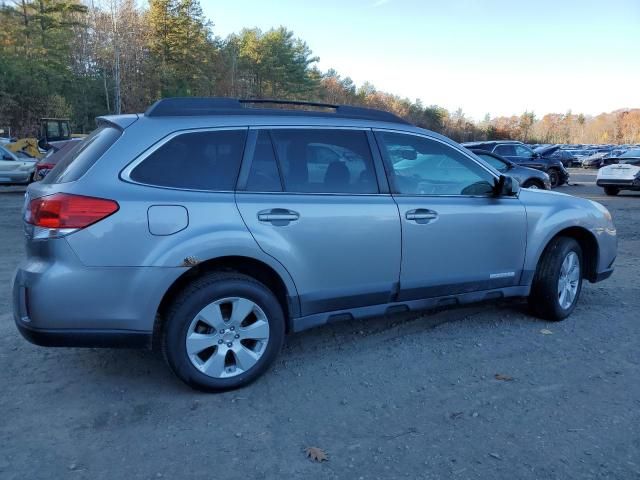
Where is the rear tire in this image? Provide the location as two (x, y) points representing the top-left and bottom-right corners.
(604, 186), (619, 196)
(529, 237), (583, 321)
(162, 272), (285, 392)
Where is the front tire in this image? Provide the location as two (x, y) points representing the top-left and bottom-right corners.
(163, 272), (285, 392)
(604, 186), (619, 196)
(522, 179), (544, 190)
(529, 237), (583, 321)
(548, 168), (560, 188)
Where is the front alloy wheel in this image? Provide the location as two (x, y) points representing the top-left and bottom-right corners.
(557, 252), (580, 310)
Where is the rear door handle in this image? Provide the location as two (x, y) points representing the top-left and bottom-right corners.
(405, 209), (438, 222)
(257, 208), (300, 223)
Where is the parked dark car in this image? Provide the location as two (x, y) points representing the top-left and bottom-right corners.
(462, 141), (569, 187)
(535, 146), (580, 167)
(580, 152), (608, 169)
(469, 149), (551, 189)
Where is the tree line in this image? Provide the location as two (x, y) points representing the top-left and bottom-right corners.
(1, 0), (638, 145)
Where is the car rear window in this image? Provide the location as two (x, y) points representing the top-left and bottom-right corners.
(129, 129), (247, 191)
(42, 125), (122, 184)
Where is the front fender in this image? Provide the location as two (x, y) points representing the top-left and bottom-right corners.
(519, 189), (616, 282)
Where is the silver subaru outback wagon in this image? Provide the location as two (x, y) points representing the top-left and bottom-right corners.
(13, 98), (617, 391)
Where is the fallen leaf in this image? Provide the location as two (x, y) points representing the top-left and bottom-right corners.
(305, 446), (328, 462)
(540, 329), (553, 335)
(494, 374), (514, 381)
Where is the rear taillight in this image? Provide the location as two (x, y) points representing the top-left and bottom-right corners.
(35, 163), (54, 180)
(35, 163), (54, 171)
(26, 193), (119, 230)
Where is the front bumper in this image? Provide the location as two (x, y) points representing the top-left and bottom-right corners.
(593, 268), (614, 283)
(0, 172), (31, 184)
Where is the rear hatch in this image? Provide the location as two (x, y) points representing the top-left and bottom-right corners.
(598, 162), (640, 180)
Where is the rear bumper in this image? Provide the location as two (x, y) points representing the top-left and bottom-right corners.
(12, 238), (185, 348)
(596, 178), (640, 188)
(15, 320), (151, 348)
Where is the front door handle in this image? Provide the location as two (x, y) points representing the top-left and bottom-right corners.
(257, 208), (300, 224)
(405, 209), (438, 222)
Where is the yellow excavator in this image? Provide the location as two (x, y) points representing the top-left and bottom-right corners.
(5, 118), (76, 159)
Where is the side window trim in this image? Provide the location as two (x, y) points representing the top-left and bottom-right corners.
(237, 129), (285, 192)
(235, 129), (258, 191)
(120, 126), (248, 192)
(366, 130), (390, 194)
(372, 129), (499, 197)
(244, 126), (383, 196)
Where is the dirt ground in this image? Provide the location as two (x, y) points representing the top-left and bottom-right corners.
(1, 169), (638, 480)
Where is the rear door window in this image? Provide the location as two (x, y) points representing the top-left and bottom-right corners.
(269, 129), (378, 194)
(43, 125), (122, 184)
(129, 129), (247, 191)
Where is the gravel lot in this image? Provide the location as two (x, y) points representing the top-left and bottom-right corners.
(1, 169), (639, 480)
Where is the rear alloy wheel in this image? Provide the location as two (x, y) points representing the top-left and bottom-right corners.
(163, 272), (285, 392)
(604, 186), (619, 196)
(185, 297), (270, 378)
(529, 237), (583, 321)
(548, 169), (560, 188)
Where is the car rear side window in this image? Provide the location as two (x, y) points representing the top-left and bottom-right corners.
(43, 125), (122, 184)
(269, 129), (378, 194)
(130, 129), (247, 191)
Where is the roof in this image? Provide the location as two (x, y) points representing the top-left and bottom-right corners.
(144, 97), (411, 125)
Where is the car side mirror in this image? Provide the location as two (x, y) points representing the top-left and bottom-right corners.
(494, 175), (520, 197)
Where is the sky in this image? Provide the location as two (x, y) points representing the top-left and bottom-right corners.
(201, 0), (640, 120)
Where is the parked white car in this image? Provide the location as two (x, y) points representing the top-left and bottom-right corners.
(0, 145), (36, 184)
(596, 149), (640, 196)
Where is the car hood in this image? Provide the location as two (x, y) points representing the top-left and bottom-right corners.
(534, 145), (560, 156)
(509, 164), (549, 180)
(597, 163), (640, 179)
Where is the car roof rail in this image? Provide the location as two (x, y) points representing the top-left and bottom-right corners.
(144, 97), (410, 124)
